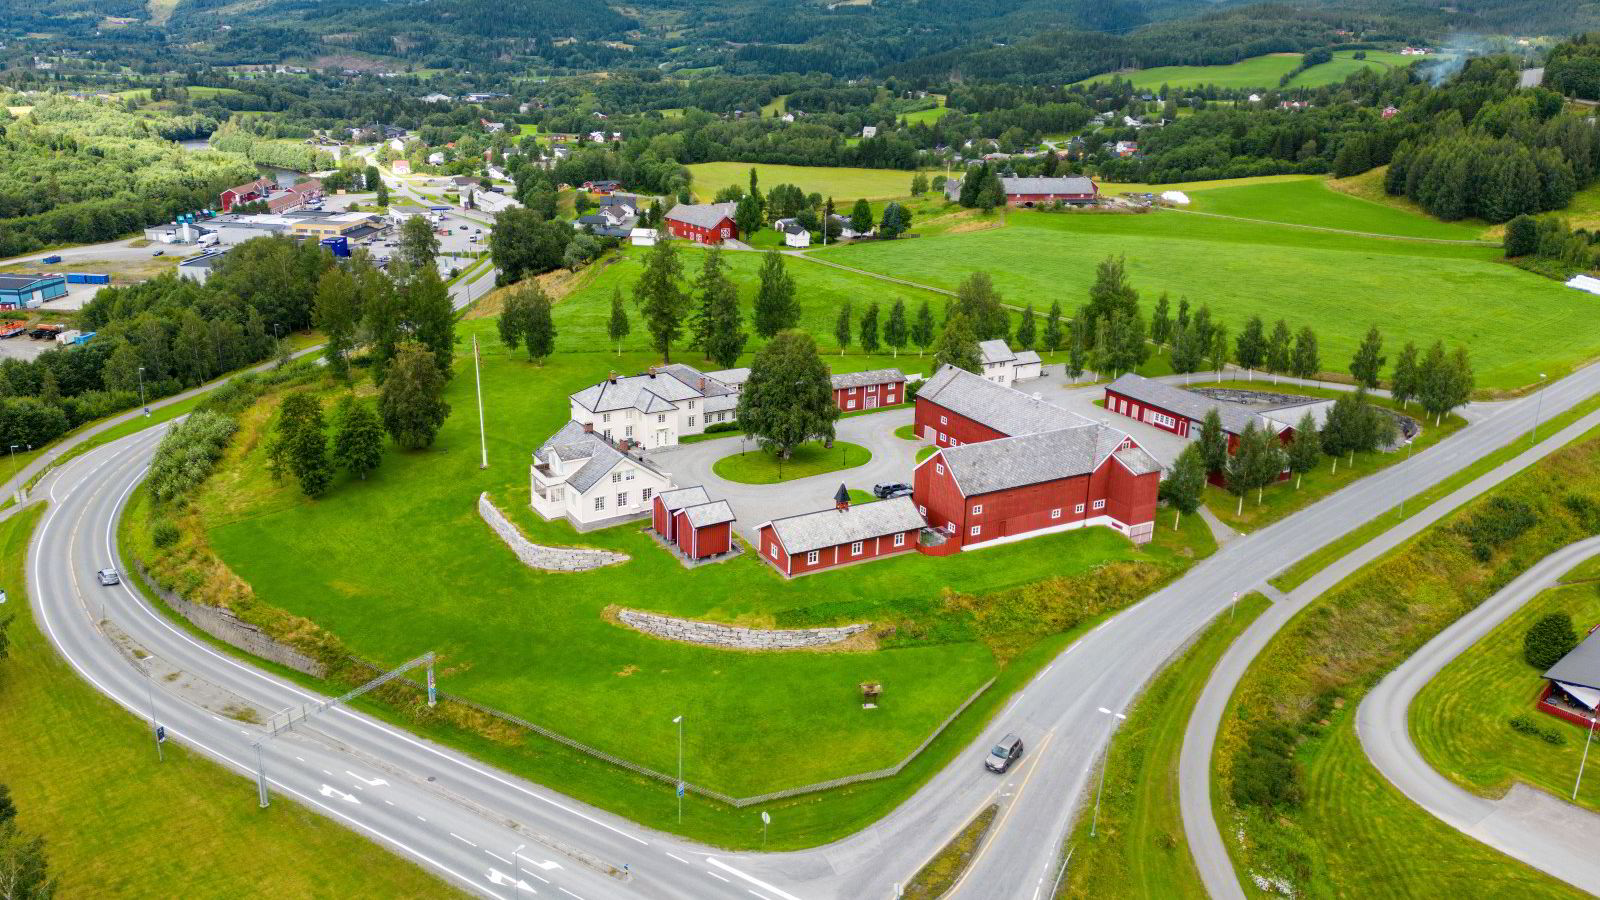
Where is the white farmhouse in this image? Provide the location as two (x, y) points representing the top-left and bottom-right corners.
(568, 365), (740, 449)
(531, 422), (675, 530)
(978, 339), (1042, 388)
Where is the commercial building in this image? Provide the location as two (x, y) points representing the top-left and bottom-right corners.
(177, 249), (230, 285)
(0, 274), (67, 308)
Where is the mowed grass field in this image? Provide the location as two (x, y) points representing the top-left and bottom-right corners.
(1186, 178), (1491, 241)
(1412, 573), (1600, 811)
(0, 506), (454, 897)
(688, 161), (921, 202)
(1080, 50), (1428, 91)
(815, 203), (1597, 390)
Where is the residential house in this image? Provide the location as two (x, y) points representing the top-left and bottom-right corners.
(219, 177), (274, 213)
(568, 365), (741, 449)
(830, 369), (906, 412)
(427, 151), (446, 166)
(1539, 625), (1600, 727)
(664, 202), (738, 245)
(977, 340), (1041, 387)
(530, 421), (675, 530)
(391, 159), (412, 175)
(773, 217), (811, 248)
(756, 489), (925, 576)
(861, 125), (878, 139)
(583, 180), (622, 195)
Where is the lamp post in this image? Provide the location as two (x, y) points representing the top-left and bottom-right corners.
(1531, 373), (1548, 445)
(138, 365), (148, 416)
(1575, 712), (1597, 801)
(7, 442), (27, 489)
(673, 714), (685, 824)
(1090, 706), (1126, 837)
(512, 842), (526, 892)
(1397, 437), (1416, 519)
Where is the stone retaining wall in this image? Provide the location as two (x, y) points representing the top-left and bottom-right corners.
(136, 562), (326, 677)
(619, 608), (866, 650)
(478, 493), (628, 572)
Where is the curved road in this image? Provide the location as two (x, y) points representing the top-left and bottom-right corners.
(1359, 535), (1600, 895)
(1180, 373), (1600, 898)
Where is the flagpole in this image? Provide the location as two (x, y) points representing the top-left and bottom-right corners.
(474, 334), (488, 469)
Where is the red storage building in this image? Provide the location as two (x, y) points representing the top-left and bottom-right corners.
(674, 500), (736, 560)
(756, 488), (925, 577)
(999, 175), (1099, 207)
(913, 426), (1161, 547)
(914, 364), (1089, 449)
(663, 202), (739, 245)
(653, 486), (710, 542)
(831, 368), (906, 412)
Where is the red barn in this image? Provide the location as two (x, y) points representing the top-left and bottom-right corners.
(756, 489), (925, 577)
(913, 426), (1161, 547)
(1000, 176), (1098, 207)
(674, 500), (735, 560)
(915, 364), (1087, 449)
(220, 178), (274, 213)
(831, 368), (906, 412)
(653, 486), (710, 542)
(664, 202), (738, 245)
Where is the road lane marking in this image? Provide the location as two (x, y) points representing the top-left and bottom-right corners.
(513, 855), (551, 883)
(450, 832), (479, 848)
(558, 889), (586, 900)
(665, 852), (693, 865)
(706, 870), (730, 882)
(347, 769), (388, 787)
(318, 784), (360, 804)
(944, 729), (1058, 898)
(705, 858), (803, 900)
(486, 850), (512, 864)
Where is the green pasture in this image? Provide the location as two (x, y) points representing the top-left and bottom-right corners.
(688, 161), (920, 202)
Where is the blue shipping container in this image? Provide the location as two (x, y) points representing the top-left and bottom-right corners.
(320, 236), (350, 258)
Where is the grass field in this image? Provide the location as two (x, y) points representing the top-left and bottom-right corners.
(1186, 178), (1491, 241)
(0, 506), (454, 897)
(1412, 571), (1600, 811)
(711, 440), (870, 483)
(1058, 592), (1269, 899)
(1080, 50), (1429, 91)
(816, 206), (1598, 391)
(688, 161), (919, 202)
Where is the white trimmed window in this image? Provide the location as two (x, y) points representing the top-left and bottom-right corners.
(893, 532), (906, 547)
(935, 463), (945, 476)
(625, 426), (634, 437)
(602, 413), (611, 423)
(612, 472), (623, 483)
(918, 505), (927, 515)
(971, 504), (983, 515)
(1075, 503), (1085, 513)
(617, 492), (628, 507)
(847, 401), (855, 409)
(688, 416), (696, 427)
(940, 415), (948, 425)
(1050, 508), (1062, 519)
(688, 400), (696, 409)
(657, 414), (666, 423)
(945, 522), (956, 534)
(770, 542), (780, 559)
(851, 541), (864, 555)
(1093, 499), (1106, 510)
(807, 550), (820, 564)
(594, 496), (606, 511)
(969, 525), (981, 537)
(642, 488), (652, 501)
(625, 470), (634, 480)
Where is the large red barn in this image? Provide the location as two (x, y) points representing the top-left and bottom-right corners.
(756, 489), (924, 577)
(914, 364), (1085, 449)
(663, 202), (739, 245)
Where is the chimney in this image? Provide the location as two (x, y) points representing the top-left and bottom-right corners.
(698, 377), (706, 391)
(835, 483), (851, 511)
(582, 422), (594, 433)
(607, 370), (617, 384)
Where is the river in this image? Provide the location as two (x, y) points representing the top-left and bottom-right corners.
(177, 138), (303, 187)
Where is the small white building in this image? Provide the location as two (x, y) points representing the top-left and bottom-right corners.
(629, 227), (658, 247)
(531, 421), (675, 530)
(978, 339), (1042, 387)
(861, 125), (878, 139)
(473, 191), (522, 214)
(427, 151), (446, 166)
(773, 217), (811, 248)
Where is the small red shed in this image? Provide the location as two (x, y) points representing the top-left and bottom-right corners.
(674, 500), (736, 560)
(653, 486), (710, 542)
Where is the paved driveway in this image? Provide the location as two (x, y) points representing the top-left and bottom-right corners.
(648, 406), (918, 540)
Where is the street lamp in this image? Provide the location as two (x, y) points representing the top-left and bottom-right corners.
(512, 842), (526, 892)
(1575, 712), (1598, 801)
(1090, 706), (1126, 838)
(7, 443), (28, 487)
(673, 714), (685, 824)
(138, 365), (148, 416)
(1531, 373), (1548, 445)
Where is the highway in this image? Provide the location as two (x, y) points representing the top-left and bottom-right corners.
(1180, 372), (1600, 898)
(1359, 535), (1600, 895)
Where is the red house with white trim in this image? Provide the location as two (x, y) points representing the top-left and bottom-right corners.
(653, 486), (709, 542)
(830, 368), (906, 412)
(664, 202), (738, 245)
(220, 178), (275, 213)
(756, 487), (925, 577)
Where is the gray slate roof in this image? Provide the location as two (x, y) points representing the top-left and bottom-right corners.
(704, 367), (750, 388)
(764, 495), (926, 555)
(1546, 628), (1600, 691)
(1114, 445), (1162, 476)
(683, 500), (736, 528)
(919, 365), (1090, 437)
(979, 340), (1016, 366)
(935, 425), (1137, 495)
(1000, 176), (1097, 196)
(831, 368), (907, 390)
(656, 486), (710, 513)
(665, 202), (737, 230)
(570, 365), (734, 415)
(1015, 350), (1042, 366)
(1107, 373), (1270, 436)
(535, 421), (666, 493)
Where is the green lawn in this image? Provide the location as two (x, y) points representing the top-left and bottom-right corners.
(1059, 592), (1270, 899)
(173, 314), (1217, 847)
(895, 423), (919, 441)
(1079, 50), (1429, 91)
(1187, 178), (1490, 241)
(759, 94), (787, 117)
(688, 161), (920, 202)
(916, 446), (937, 462)
(0, 506), (454, 897)
(817, 207), (1599, 391)
(1412, 574), (1600, 810)
(711, 440), (870, 484)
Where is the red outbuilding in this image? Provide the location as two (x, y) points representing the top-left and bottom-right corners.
(663, 202), (739, 245)
(220, 177), (275, 213)
(653, 486), (710, 542)
(756, 488), (925, 577)
(913, 426), (1161, 547)
(999, 175), (1099, 207)
(674, 500), (736, 560)
(914, 364), (1087, 449)
(831, 368), (906, 412)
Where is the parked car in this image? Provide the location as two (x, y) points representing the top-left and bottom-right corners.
(986, 734), (1024, 773)
(873, 483), (913, 499)
(151, 250), (164, 257)
(41, 255), (62, 264)
(96, 568), (120, 586)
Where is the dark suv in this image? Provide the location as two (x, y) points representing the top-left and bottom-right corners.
(986, 734), (1023, 772)
(873, 483), (913, 499)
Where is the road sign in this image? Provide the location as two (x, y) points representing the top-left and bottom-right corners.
(761, 811), (770, 825)
(426, 666), (437, 707)
(676, 781), (685, 798)
(155, 725), (166, 744)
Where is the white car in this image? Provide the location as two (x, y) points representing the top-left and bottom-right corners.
(96, 568), (120, 586)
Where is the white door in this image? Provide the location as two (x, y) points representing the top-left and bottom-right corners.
(865, 396), (878, 409)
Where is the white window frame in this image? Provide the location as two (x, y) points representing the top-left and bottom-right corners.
(1093, 499), (1106, 510)
(940, 414), (948, 425)
(1050, 508), (1062, 520)
(969, 525), (981, 537)
(617, 492), (628, 507)
(594, 496), (606, 511)
(612, 472), (622, 483)
(688, 416), (696, 427)
(971, 504), (983, 515)
(1075, 503), (1085, 514)
(602, 412), (611, 423)
(893, 532), (906, 547)
(935, 463), (945, 476)
(850, 541), (864, 556)
(770, 542), (780, 559)
(657, 414), (666, 423)
(806, 550), (820, 564)
(642, 488), (652, 501)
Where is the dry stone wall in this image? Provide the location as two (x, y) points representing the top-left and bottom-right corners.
(619, 609), (866, 650)
(478, 493), (628, 571)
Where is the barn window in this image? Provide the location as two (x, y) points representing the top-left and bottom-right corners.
(971, 504), (983, 515)
(1075, 503), (1085, 513)
(969, 525), (981, 537)
(1093, 499), (1106, 510)
(807, 550), (820, 564)
(935, 463), (945, 476)
(851, 541), (863, 555)
(940, 415), (948, 425)
(1050, 508), (1062, 520)
(893, 533), (906, 547)
(770, 543), (780, 559)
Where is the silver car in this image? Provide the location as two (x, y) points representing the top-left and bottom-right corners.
(96, 568), (120, 586)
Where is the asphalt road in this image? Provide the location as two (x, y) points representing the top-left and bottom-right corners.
(1359, 535), (1600, 894)
(1179, 369), (1600, 899)
(22, 355), (1596, 900)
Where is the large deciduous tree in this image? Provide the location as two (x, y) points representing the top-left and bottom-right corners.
(380, 341), (451, 449)
(737, 330), (840, 461)
(633, 238), (688, 362)
(333, 396), (385, 480)
(753, 251), (799, 338)
(1348, 326), (1386, 390)
(933, 310), (982, 374)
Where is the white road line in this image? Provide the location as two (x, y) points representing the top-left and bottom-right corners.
(450, 832), (479, 848)
(384, 800), (394, 806)
(486, 850), (512, 864)
(748, 891), (775, 900)
(513, 855), (551, 883)
(706, 870), (730, 883)
(665, 852), (693, 865)
(706, 858), (804, 900)
(418, 816), (427, 822)
(294, 756), (305, 762)
(558, 889), (586, 900)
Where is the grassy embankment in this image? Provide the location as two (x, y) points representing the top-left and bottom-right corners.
(0, 505), (456, 896)
(1057, 592), (1270, 899)
(1213, 424), (1600, 897)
